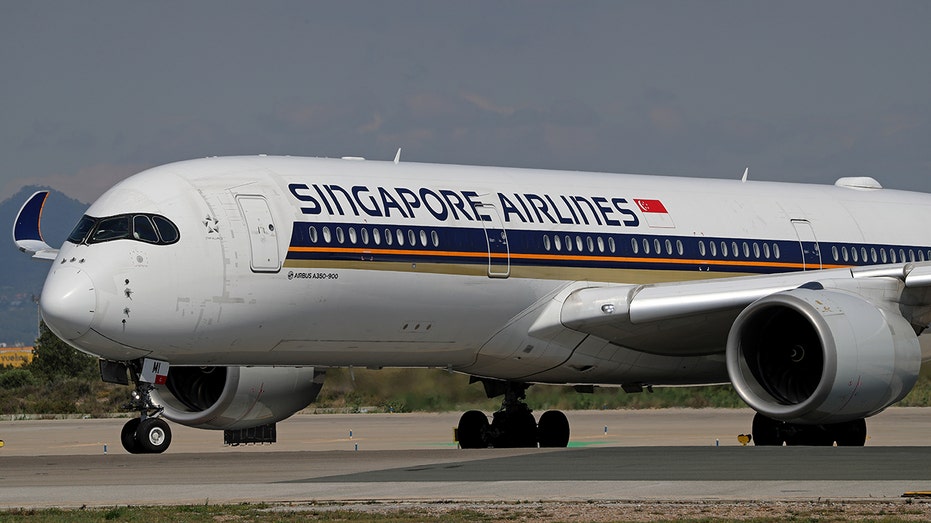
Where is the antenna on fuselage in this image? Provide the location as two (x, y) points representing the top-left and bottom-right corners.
(394, 148), (402, 164)
(741, 167), (749, 183)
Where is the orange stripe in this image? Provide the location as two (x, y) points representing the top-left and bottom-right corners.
(287, 245), (849, 271)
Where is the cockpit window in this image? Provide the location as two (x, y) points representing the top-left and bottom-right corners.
(132, 215), (160, 243)
(67, 215), (97, 244)
(67, 213), (181, 246)
(152, 216), (180, 243)
(91, 216), (131, 243)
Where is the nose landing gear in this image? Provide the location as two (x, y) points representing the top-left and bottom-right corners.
(119, 361), (173, 454)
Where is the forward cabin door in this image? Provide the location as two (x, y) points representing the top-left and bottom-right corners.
(791, 219), (822, 270)
(237, 195), (281, 273)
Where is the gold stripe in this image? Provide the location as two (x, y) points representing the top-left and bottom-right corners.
(287, 245), (848, 271)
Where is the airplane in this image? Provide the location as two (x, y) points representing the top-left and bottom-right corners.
(12, 154), (931, 453)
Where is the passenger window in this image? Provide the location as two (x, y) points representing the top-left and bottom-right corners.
(91, 216), (131, 243)
(349, 227), (358, 244)
(336, 227), (345, 244)
(554, 235), (562, 251)
(763, 243), (770, 259)
(133, 215), (160, 243)
(665, 239), (673, 255)
(597, 237), (604, 253)
(586, 236), (594, 253)
(565, 235), (573, 252)
(832, 246), (839, 262)
(676, 240), (684, 256)
(773, 243), (780, 259)
(752, 242), (760, 259)
(322, 226), (332, 243)
(420, 230), (428, 247)
(631, 238), (639, 254)
(544, 235), (552, 251)
(408, 229), (416, 246)
(608, 237), (615, 253)
(431, 230), (439, 247)
(360, 228), (369, 245)
(721, 242), (728, 257)
(698, 241), (706, 257)
(710, 241), (717, 257)
(576, 236), (584, 252)
(373, 228), (381, 245)
(309, 226), (318, 243)
(397, 229), (405, 246)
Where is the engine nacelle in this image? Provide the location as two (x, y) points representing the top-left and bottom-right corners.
(726, 288), (921, 424)
(151, 366), (325, 430)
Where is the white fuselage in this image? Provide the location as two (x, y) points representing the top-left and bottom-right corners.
(40, 156), (931, 387)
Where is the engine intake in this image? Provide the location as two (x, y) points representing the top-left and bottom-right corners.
(151, 366), (325, 430)
(726, 288), (920, 424)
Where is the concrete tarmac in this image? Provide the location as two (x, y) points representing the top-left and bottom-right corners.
(2, 408), (931, 508)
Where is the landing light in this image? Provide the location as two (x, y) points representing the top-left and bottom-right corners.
(601, 304), (616, 314)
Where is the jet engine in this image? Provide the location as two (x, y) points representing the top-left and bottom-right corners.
(151, 366), (325, 430)
(726, 288), (921, 424)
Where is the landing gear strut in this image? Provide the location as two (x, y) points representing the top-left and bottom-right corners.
(751, 413), (867, 446)
(457, 380), (570, 449)
(119, 364), (172, 454)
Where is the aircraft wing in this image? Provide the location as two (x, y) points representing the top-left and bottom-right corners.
(530, 263), (931, 357)
(12, 190), (59, 260)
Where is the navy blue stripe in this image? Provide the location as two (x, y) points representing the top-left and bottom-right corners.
(287, 221), (931, 274)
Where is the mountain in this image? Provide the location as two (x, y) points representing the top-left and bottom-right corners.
(0, 187), (88, 345)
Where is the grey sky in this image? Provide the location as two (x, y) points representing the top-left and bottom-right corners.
(2, 1), (929, 203)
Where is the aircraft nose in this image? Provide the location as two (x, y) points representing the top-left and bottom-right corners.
(40, 266), (97, 339)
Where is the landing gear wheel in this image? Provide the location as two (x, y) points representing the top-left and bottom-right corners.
(121, 418), (143, 454)
(492, 408), (537, 448)
(831, 418), (867, 446)
(537, 410), (570, 447)
(136, 418), (172, 454)
(751, 413), (784, 446)
(457, 410), (489, 449)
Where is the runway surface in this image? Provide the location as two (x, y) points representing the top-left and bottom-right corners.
(2, 408), (931, 508)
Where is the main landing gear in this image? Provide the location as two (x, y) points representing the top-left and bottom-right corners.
(119, 369), (172, 454)
(751, 412), (867, 446)
(457, 380), (570, 449)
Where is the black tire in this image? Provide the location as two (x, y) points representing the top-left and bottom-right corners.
(120, 418), (143, 454)
(751, 413), (784, 446)
(457, 410), (489, 449)
(492, 410), (538, 448)
(790, 425), (834, 446)
(537, 410), (570, 447)
(832, 418), (867, 446)
(136, 418), (172, 454)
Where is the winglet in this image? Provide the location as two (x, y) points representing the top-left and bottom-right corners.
(394, 147), (402, 164)
(13, 191), (58, 260)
